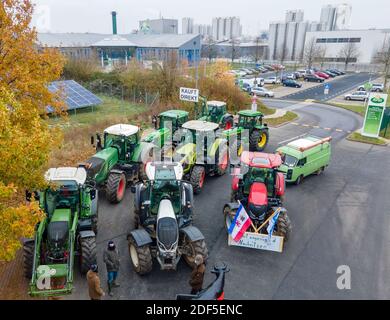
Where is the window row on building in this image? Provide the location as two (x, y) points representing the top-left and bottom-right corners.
(316, 37), (361, 43)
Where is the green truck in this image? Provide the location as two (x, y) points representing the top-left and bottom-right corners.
(276, 135), (332, 185)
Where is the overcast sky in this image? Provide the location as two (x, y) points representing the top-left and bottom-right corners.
(31, 0), (389, 35)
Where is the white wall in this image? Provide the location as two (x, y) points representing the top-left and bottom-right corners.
(305, 29), (390, 64)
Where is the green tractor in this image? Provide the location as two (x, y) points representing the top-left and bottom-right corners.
(174, 120), (229, 194)
(143, 109), (189, 155)
(196, 97), (234, 130)
(86, 124), (159, 204)
(23, 167), (98, 297)
(128, 162), (208, 275)
(223, 109), (269, 153)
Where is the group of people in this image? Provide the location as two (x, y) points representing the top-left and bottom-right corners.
(86, 240), (206, 300)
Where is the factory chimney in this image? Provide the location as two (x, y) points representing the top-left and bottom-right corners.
(111, 11), (117, 35)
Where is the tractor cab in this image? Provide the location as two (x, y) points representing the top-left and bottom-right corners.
(205, 101), (227, 123)
(238, 110), (264, 129)
(103, 124), (140, 161)
(158, 110), (189, 132)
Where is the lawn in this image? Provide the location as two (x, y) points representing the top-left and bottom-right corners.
(48, 95), (146, 128)
(330, 103), (366, 116)
(347, 132), (387, 145)
(265, 111), (298, 127)
(258, 102), (276, 116)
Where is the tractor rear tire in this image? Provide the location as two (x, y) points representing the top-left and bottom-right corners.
(190, 165), (206, 195)
(80, 236), (97, 274)
(23, 239), (35, 279)
(249, 129), (269, 152)
(275, 211), (292, 242)
(92, 214), (98, 235)
(106, 173), (126, 204)
(215, 147), (229, 176)
(183, 237), (209, 269)
(128, 237), (152, 275)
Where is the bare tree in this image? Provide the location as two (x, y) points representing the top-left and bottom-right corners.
(303, 37), (321, 69)
(316, 45), (327, 69)
(338, 42), (360, 71)
(373, 38), (390, 89)
(253, 36), (262, 63)
(230, 38), (240, 63)
(202, 37), (217, 62)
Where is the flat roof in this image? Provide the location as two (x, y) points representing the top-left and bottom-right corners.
(238, 110), (264, 117)
(37, 33), (200, 49)
(104, 124), (139, 136)
(182, 120), (219, 132)
(45, 167), (87, 185)
(207, 101), (226, 107)
(159, 109), (189, 118)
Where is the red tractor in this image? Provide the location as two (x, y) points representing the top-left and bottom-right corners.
(224, 151), (292, 242)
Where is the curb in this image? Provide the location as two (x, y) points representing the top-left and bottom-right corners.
(346, 132), (389, 146)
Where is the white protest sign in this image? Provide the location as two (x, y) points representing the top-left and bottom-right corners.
(179, 87), (199, 102)
(228, 232), (284, 253)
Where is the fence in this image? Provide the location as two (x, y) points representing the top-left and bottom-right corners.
(85, 80), (160, 107)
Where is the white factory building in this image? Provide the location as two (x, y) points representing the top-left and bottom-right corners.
(304, 29), (390, 64)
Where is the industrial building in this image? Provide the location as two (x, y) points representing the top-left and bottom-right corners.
(208, 41), (268, 60)
(37, 12), (201, 66)
(139, 18), (179, 34)
(304, 29), (390, 64)
(320, 4), (352, 31)
(211, 17), (242, 41)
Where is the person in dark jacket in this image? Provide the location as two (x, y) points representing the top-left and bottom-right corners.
(189, 254), (206, 295)
(103, 240), (120, 296)
(87, 264), (105, 300)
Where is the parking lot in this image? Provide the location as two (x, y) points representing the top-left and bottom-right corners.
(67, 100), (390, 300)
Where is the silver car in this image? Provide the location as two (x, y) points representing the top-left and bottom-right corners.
(251, 87), (274, 98)
(344, 91), (369, 101)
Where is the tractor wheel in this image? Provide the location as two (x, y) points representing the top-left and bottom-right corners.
(223, 117), (234, 130)
(182, 236), (209, 269)
(190, 165), (206, 195)
(106, 172), (126, 204)
(274, 211), (292, 242)
(249, 129), (269, 152)
(79, 236), (97, 274)
(295, 174), (304, 185)
(215, 147), (229, 176)
(133, 213), (140, 229)
(22, 239), (35, 279)
(230, 139), (243, 159)
(128, 237), (152, 275)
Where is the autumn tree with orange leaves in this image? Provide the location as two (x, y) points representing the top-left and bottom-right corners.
(0, 0), (64, 260)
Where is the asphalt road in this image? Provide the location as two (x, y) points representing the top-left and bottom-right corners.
(282, 72), (378, 102)
(68, 101), (390, 300)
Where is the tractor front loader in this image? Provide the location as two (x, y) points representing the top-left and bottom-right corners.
(23, 167), (98, 297)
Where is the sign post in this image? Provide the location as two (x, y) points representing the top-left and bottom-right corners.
(362, 93), (388, 137)
(179, 87), (199, 103)
(251, 94), (257, 112)
(324, 83), (330, 95)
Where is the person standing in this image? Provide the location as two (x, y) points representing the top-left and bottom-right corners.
(87, 264), (105, 300)
(103, 240), (120, 297)
(189, 254), (206, 295)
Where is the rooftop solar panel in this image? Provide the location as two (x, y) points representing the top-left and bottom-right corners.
(47, 80), (102, 112)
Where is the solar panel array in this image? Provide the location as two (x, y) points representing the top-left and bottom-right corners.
(48, 80), (102, 112)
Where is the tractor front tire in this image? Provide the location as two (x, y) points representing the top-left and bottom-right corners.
(249, 129), (269, 152)
(190, 165), (206, 195)
(23, 239), (35, 279)
(128, 238), (152, 275)
(106, 173), (126, 204)
(80, 236), (97, 274)
(183, 237), (209, 269)
(275, 211), (292, 242)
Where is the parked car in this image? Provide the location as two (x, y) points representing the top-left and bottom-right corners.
(250, 87), (275, 98)
(344, 91), (369, 101)
(328, 69), (343, 75)
(264, 76), (281, 84)
(263, 65), (275, 71)
(296, 70), (308, 78)
(272, 64), (285, 70)
(282, 79), (302, 88)
(285, 73), (297, 80)
(304, 74), (325, 83)
(357, 83), (384, 92)
(314, 71), (330, 79)
(241, 82), (252, 92)
(324, 70), (338, 77)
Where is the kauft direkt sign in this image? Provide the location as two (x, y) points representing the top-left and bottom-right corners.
(179, 87), (199, 102)
(362, 93), (388, 137)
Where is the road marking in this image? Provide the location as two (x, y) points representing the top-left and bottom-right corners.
(324, 127), (331, 130)
(302, 124), (310, 127)
(335, 129), (343, 132)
